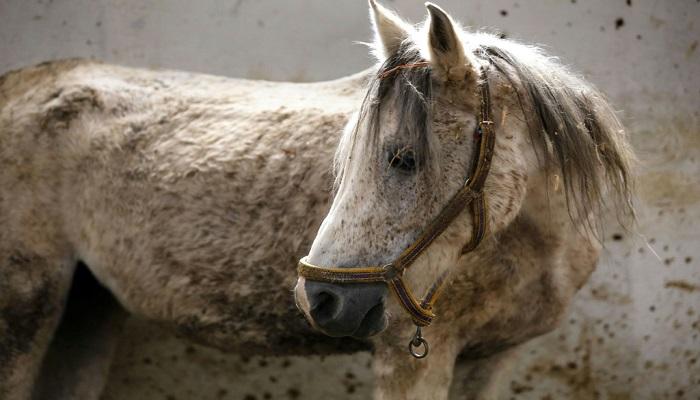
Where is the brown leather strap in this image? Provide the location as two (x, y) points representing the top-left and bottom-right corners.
(298, 64), (496, 330)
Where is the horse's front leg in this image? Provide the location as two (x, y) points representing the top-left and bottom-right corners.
(373, 327), (460, 400)
(448, 347), (519, 400)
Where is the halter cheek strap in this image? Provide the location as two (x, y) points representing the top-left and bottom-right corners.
(298, 65), (496, 358)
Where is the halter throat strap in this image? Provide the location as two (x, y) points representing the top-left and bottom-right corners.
(298, 63), (496, 339)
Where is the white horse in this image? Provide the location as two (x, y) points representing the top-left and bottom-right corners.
(294, 1), (633, 399)
(0, 2), (633, 399)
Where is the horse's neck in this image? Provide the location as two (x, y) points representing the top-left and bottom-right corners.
(502, 169), (601, 293)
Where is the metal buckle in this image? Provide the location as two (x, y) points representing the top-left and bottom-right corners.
(477, 119), (494, 135)
(382, 263), (402, 280)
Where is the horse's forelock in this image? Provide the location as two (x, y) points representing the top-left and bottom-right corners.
(333, 42), (434, 193)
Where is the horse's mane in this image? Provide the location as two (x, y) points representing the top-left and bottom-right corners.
(335, 31), (635, 232)
(478, 34), (635, 231)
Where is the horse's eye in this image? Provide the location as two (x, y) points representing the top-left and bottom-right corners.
(388, 148), (416, 173)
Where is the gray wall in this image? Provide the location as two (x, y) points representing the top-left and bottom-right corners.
(2, 0), (698, 399)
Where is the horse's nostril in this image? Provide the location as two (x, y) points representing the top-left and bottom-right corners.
(310, 291), (340, 323)
(352, 302), (386, 338)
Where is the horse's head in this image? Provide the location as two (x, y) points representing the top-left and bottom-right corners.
(295, 1), (633, 341)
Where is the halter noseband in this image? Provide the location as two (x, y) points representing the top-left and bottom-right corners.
(298, 64), (496, 358)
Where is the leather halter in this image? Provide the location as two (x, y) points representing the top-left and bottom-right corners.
(298, 65), (496, 358)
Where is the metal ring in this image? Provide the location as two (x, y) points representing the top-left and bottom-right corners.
(408, 336), (429, 359)
(382, 263), (400, 280)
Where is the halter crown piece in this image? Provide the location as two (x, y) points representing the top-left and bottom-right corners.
(298, 62), (496, 359)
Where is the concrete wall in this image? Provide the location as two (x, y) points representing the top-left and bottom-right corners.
(2, 0), (698, 399)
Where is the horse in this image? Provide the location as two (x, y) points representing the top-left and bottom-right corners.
(0, 2), (633, 399)
(294, 1), (634, 399)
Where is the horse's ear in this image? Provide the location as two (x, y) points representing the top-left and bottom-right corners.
(369, 0), (413, 59)
(425, 3), (470, 81)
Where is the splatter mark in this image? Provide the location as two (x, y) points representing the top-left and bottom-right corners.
(615, 18), (625, 30)
(286, 387), (300, 399)
(231, 0), (244, 15)
(130, 17), (145, 30)
(650, 15), (666, 29)
(665, 280), (699, 293)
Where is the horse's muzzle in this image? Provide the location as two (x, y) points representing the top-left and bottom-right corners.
(295, 278), (388, 338)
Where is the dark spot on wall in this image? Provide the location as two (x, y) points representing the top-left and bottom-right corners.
(500, 10), (508, 16)
(685, 256), (692, 264)
(286, 387), (300, 399)
(615, 18), (625, 30)
(637, 34), (642, 40)
(243, 395), (257, 400)
(626, 0), (632, 5)
(231, 0), (244, 15)
(130, 17), (146, 30)
(612, 233), (623, 241)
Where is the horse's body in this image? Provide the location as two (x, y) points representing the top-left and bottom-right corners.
(0, 59), (369, 398)
(0, 3), (633, 399)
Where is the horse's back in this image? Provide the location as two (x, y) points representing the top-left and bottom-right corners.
(0, 58), (364, 247)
